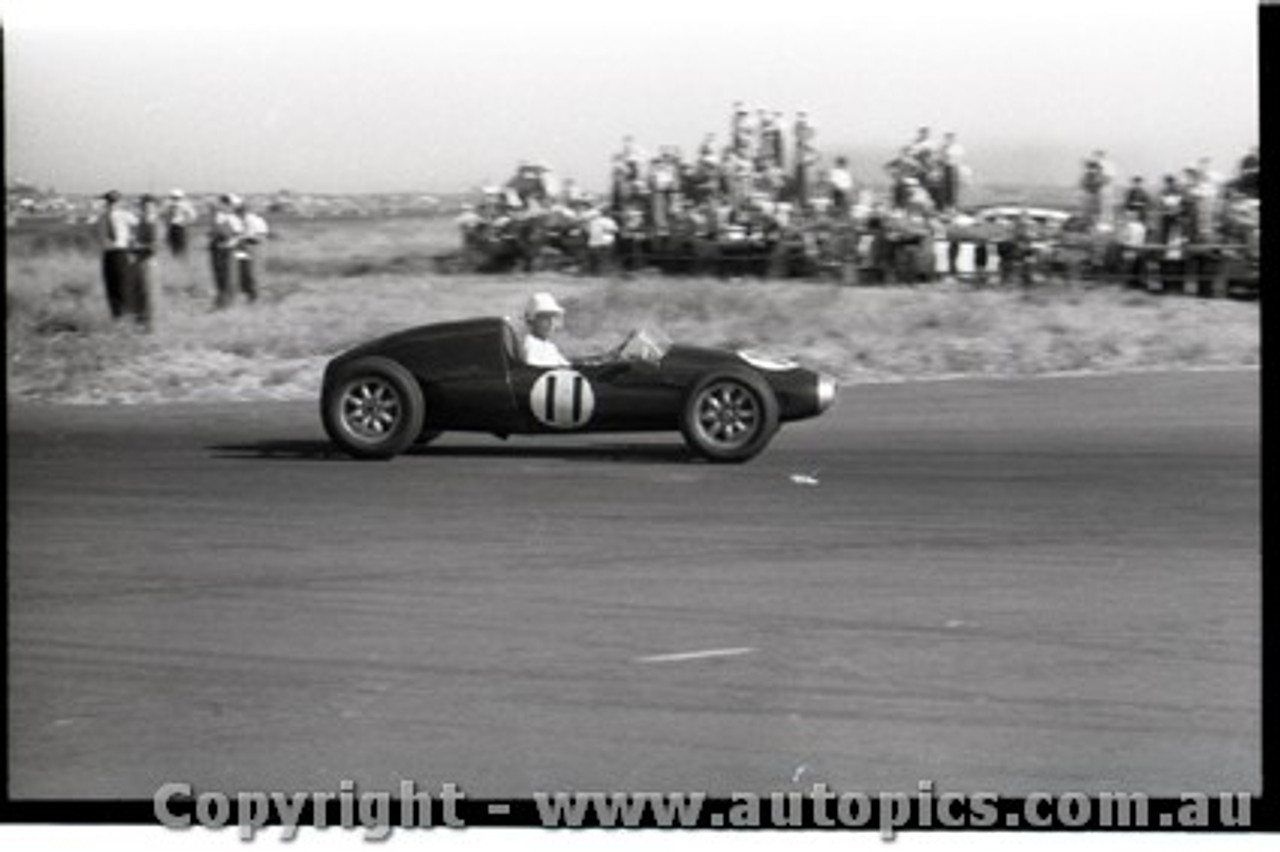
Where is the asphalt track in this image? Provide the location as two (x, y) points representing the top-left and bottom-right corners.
(8, 371), (1259, 799)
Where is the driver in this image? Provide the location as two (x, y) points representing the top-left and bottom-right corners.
(520, 292), (570, 367)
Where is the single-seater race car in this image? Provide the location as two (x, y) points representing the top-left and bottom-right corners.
(320, 318), (837, 462)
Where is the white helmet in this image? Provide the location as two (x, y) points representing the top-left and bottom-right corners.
(524, 292), (564, 319)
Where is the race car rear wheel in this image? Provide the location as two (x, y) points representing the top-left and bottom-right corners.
(680, 368), (780, 463)
(322, 357), (425, 460)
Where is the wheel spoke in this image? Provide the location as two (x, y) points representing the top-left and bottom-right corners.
(339, 376), (406, 440)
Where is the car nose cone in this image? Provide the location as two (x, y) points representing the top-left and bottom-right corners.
(817, 374), (837, 412)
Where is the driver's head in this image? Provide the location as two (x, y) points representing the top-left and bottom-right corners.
(524, 292), (564, 340)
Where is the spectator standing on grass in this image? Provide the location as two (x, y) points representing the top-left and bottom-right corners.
(1118, 208), (1149, 288)
(162, 189), (198, 257)
(1083, 150), (1117, 225)
(234, 199), (269, 303)
(1234, 146), (1259, 198)
(649, 152), (680, 236)
(1190, 157), (1223, 239)
(1179, 165), (1211, 244)
(95, 190), (138, 320)
(1157, 174), (1184, 245)
(731, 101), (752, 157)
(793, 111), (818, 209)
(885, 146), (917, 209)
(760, 109), (785, 168)
(939, 132), (965, 212)
(827, 156), (855, 216)
(1123, 176), (1152, 226)
(584, 208), (618, 275)
(208, 194), (244, 310)
(128, 194), (161, 330)
(1007, 208), (1036, 287)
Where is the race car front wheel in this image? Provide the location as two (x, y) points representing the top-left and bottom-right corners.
(680, 368), (780, 462)
(322, 357), (425, 460)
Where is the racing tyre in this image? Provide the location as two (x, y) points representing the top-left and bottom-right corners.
(322, 357), (425, 460)
(680, 368), (780, 463)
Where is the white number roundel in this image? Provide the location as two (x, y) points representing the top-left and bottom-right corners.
(529, 369), (595, 429)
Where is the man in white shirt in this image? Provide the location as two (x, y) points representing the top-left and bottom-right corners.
(95, 190), (138, 319)
(584, 209), (618, 275)
(209, 194), (244, 309)
(1118, 209), (1149, 288)
(827, 156), (855, 215)
(234, 200), (270, 303)
(520, 292), (570, 367)
(163, 188), (199, 257)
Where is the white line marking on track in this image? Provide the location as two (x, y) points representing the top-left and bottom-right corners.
(635, 647), (756, 664)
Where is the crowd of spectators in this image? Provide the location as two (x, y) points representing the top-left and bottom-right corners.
(90, 189), (270, 328)
(455, 105), (977, 279)
(1100, 148), (1261, 293)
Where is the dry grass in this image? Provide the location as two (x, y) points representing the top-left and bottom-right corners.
(6, 216), (1259, 405)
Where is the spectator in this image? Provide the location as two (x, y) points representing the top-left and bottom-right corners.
(917, 147), (944, 210)
(1180, 165), (1210, 243)
(1118, 208), (1149, 288)
(760, 109), (785, 167)
(1123, 176), (1152, 225)
(906, 126), (933, 164)
(129, 193), (161, 329)
(827, 156), (854, 215)
(95, 190), (137, 320)
(1234, 146), (1259, 198)
(1080, 150), (1115, 224)
(612, 137), (645, 211)
(649, 152), (680, 236)
(616, 203), (646, 273)
(1005, 208), (1036, 287)
(793, 111), (817, 208)
(208, 194), (244, 310)
(731, 101), (752, 156)
(904, 177), (936, 216)
(162, 189), (198, 257)
(1156, 174), (1186, 293)
(1190, 157), (1223, 239)
(1157, 174), (1184, 245)
(234, 199), (269, 303)
(584, 208), (618, 275)
(885, 146), (917, 209)
(938, 132), (965, 212)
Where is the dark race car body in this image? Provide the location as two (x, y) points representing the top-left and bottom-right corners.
(321, 317), (836, 461)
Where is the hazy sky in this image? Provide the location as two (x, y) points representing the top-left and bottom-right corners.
(3, 0), (1261, 194)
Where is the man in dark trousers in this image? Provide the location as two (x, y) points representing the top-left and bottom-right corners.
(163, 189), (198, 257)
(95, 190), (137, 319)
(1123, 176), (1152, 225)
(208, 194), (244, 309)
(129, 193), (161, 329)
